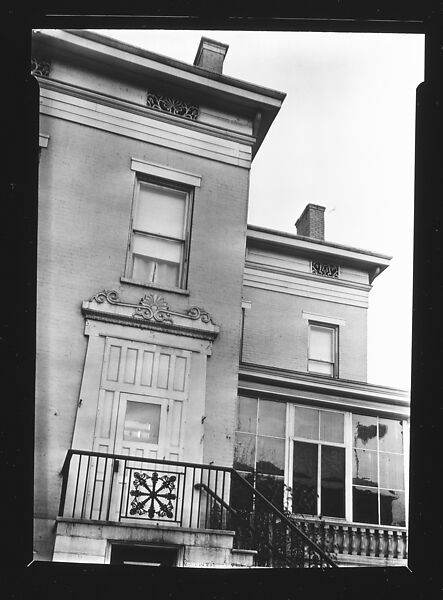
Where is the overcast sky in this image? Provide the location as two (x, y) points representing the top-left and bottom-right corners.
(92, 29), (424, 390)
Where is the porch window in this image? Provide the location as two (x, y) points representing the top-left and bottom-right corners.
(352, 415), (405, 526)
(233, 397), (286, 509)
(291, 406), (346, 518)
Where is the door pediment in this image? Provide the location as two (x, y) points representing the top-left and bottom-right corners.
(82, 289), (220, 341)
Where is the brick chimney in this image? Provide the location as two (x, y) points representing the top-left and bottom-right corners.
(295, 204), (326, 240)
(193, 37), (229, 74)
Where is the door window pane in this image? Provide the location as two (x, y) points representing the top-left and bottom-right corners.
(352, 415), (378, 450)
(237, 397), (258, 433)
(379, 453), (405, 490)
(294, 406), (319, 440)
(258, 400), (286, 437)
(380, 489), (406, 526)
(378, 418), (403, 454)
(124, 401), (161, 444)
(352, 448), (378, 487)
(320, 410), (344, 443)
(233, 433), (256, 471)
(136, 182), (186, 239)
(321, 446), (345, 518)
(256, 436), (285, 475)
(353, 486), (379, 524)
(292, 441), (318, 514)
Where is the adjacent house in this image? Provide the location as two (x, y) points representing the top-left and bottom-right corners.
(32, 29), (409, 568)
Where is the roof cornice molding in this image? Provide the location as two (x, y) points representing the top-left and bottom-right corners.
(246, 226), (391, 279)
(33, 30), (285, 110)
(37, 77), (257, 148)
(238, 362), (410, 406)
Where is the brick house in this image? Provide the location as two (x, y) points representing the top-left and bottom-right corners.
(32, 29), (409, 567)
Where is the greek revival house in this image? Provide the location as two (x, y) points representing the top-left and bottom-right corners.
(33, 29), (409, 568)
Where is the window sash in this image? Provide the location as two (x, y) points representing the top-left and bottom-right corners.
(308, 323), (338, 377)
(234, 399), (407, 527)
(126, 177), (192, 288)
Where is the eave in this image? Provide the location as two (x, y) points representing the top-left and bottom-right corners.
(238, 362), (410, 418)
(32, 29), (286, 160)
(246, 225), (392, 283)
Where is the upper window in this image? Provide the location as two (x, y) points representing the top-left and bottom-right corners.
(126, 179), (192, 289)
(308, 322), (338, 377)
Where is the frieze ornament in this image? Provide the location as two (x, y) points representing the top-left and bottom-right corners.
(31, 57), (51, 77)
(146, 90), (199, 120)
(89, 289), (214, 325)
(311, 260), (339, 278)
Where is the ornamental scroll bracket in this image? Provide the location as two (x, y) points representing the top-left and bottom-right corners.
(31, 57), (51, 77)
(83, 290), (219, 341)
(311, 260), (339, 279)
(146, 90), (199, 121)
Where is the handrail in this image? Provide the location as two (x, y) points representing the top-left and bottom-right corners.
(59, 450), (337, 567)
(61, 448), (234, 473)
(230, 470), (338, 568)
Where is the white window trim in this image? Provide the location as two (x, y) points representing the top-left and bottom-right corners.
(125, 170), (196, 290)
(130, 158), (202, 188)
(307, 321), (339, 378)
(302, 311), (346, 327)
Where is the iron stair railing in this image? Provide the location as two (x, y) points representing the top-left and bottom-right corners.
(58, 450), (338, 568)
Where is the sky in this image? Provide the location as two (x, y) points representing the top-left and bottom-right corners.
(92, 29), (424, 390)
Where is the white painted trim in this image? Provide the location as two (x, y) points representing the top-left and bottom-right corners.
(302, 311), (346, 327)
(238, 384), (410, 419)
(243, 274), (369, 309)
(130, 158), (202, 187)
(39, 87), (252, 169)
(36, 30), (284, 110)
(39, 133), (49, 148)
(247, 228), (391, 267)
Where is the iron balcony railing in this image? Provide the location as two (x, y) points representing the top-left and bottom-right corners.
(58, 449), (337, 568)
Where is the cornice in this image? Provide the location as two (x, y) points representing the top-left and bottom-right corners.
(37, 77), (257, 148)
(81, 290), (220, 342)
(238, 362), (410, 406)
(244, 260), (372, 292)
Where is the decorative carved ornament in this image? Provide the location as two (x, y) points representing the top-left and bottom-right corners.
(311, 260), (339, 278)
(129, 471), (177, 519)
(91, 290), (213, 324)
(31, 57), (51, 77)
(146, 90), (199, 120)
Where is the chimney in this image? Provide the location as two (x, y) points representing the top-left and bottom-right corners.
(193, 37), (229, 74)
(295, 204), (326, 240)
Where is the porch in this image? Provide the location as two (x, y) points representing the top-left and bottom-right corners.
(55, 450), (406, 567)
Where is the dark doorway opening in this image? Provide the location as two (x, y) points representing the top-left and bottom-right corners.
(110, 544), (178, 566)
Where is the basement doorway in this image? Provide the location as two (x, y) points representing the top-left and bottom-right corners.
(110, 544), (179, 566)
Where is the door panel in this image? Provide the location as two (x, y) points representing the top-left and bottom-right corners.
(86, 338), (191, 523)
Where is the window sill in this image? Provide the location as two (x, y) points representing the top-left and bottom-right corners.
(120, 276), (190, 296)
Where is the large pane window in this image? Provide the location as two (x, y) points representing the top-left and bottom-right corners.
(292, 407), (345, 518)
(233, 397), (285, 510)
(127, 180), (191, 288)
(308, 323), (338, 377)
(352, 414), (405, 526)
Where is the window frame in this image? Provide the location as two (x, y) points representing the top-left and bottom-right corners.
(307, 321), (339, 378)
(124, 174), (194, 291)
(234, 396), (408, 528)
